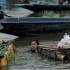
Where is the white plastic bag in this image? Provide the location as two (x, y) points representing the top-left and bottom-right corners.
(57, 33), (70, 48)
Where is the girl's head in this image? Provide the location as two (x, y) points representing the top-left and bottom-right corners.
(31, 40), (39, 50)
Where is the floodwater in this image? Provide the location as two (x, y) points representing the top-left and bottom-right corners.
(0, 0), (70, 70)
(1, 33), (70, 70)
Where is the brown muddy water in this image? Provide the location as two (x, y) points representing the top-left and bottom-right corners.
(1, 33), (70, 70)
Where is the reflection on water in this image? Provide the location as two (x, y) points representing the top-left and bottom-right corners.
(0, 66), (9, 70)
(1, 33), (70, 70)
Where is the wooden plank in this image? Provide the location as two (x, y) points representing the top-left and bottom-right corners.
(39, 44), (70, 61)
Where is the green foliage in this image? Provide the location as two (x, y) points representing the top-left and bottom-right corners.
(36, 10), (70, 17)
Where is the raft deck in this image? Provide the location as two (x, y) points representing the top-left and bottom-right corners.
(39, 43), (70, 61)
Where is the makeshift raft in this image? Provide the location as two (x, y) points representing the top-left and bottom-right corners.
(0, 33), (18, 66)
(39, 44), (70, 61)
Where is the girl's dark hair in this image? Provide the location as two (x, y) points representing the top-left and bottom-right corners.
(31, 40), (39, 45)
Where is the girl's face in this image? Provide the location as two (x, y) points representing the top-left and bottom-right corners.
(31, 41), (38, 50)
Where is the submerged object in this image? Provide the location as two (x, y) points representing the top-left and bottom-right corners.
(0, 33), (18, 66)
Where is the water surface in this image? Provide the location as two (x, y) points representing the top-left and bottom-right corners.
(1, 33), (70, 70)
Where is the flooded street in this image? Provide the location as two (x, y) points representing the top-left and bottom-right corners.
(1, 33), (70, 70)
(0, 0), (70, 70)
